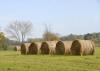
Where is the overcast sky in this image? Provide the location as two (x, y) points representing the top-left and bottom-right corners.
(0, 0), (100, 38)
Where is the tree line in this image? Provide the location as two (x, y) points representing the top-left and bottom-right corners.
(0, 20), (100, 50)
(61, 33), (100, 47)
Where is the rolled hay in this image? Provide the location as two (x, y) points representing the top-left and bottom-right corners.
(47, 41), (57, 55)
(90, 40), (95, 55)
(63, 41), (72, 55)
(35, 42), (42, 54)
(40, 41), (57, 55)
(21, 44), (26, 55)
(21, 43), (30, 55)
(40, 41), (50, 54)
(28, 42), (38, 55)
(14, 46), (21, 51)
(55, 41), (65, 55)
(70, 40), (95, 56)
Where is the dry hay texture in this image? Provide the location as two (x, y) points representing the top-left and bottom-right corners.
(14, 46), (21, 51)
(21, 44), (26, 55)
(63, 41), (72, 55)
(21, 43), (31, 55)
(55, 41), (65, 55)
(40, 41), (50, 54)
(28, 42), (38, 55)
(70, 40), (95, 56)
(35, 42), (42, 54)
(46, 41), (57, 55)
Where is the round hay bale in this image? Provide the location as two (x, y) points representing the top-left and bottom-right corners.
(47, 41), (57, 55)
(21, 43), (31, 55)
(35, 42), (42, 54)
(63, 41), (72, 55)
(55, 41), (65, 55)
(90, 40), (95, 55)
(28, 42), (38, 55)
(14, 46), (21, 51)
(21, 44), (26, 55)
(40, 41), (50, 54)
(70, 40), (95, 56)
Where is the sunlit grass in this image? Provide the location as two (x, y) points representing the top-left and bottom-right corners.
(0, 47), (100, 71)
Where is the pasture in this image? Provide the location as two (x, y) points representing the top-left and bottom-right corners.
(0, 47), (100, 71)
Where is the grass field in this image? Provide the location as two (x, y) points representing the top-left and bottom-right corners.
(0, 48), (100, 71)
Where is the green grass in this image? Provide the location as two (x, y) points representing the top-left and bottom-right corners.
(0, 48), (100, 71)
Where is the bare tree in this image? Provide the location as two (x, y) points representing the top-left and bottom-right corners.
(43, 24), (59, 41)
(6, 21), (33, 43)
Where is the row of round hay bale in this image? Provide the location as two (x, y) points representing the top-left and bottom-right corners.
(21, 42), (40, 55)
(70, 40), (95, 56)
(55, 41), (72, 55)
(40, 40), (95, 55)
(21, 40), (95, 56)
(39, 40), (72, 55)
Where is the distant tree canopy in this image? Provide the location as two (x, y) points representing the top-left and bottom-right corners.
(84, 33), (93, 40)
(60, 32), (100, 47)
(61, 34), (84, 41)
(0, 32), (8, 50)
(0, 32), (5, 42)
(27, 38), (43, 42)
(43, 31), (59, 41)
(84, 33), (98, 41)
